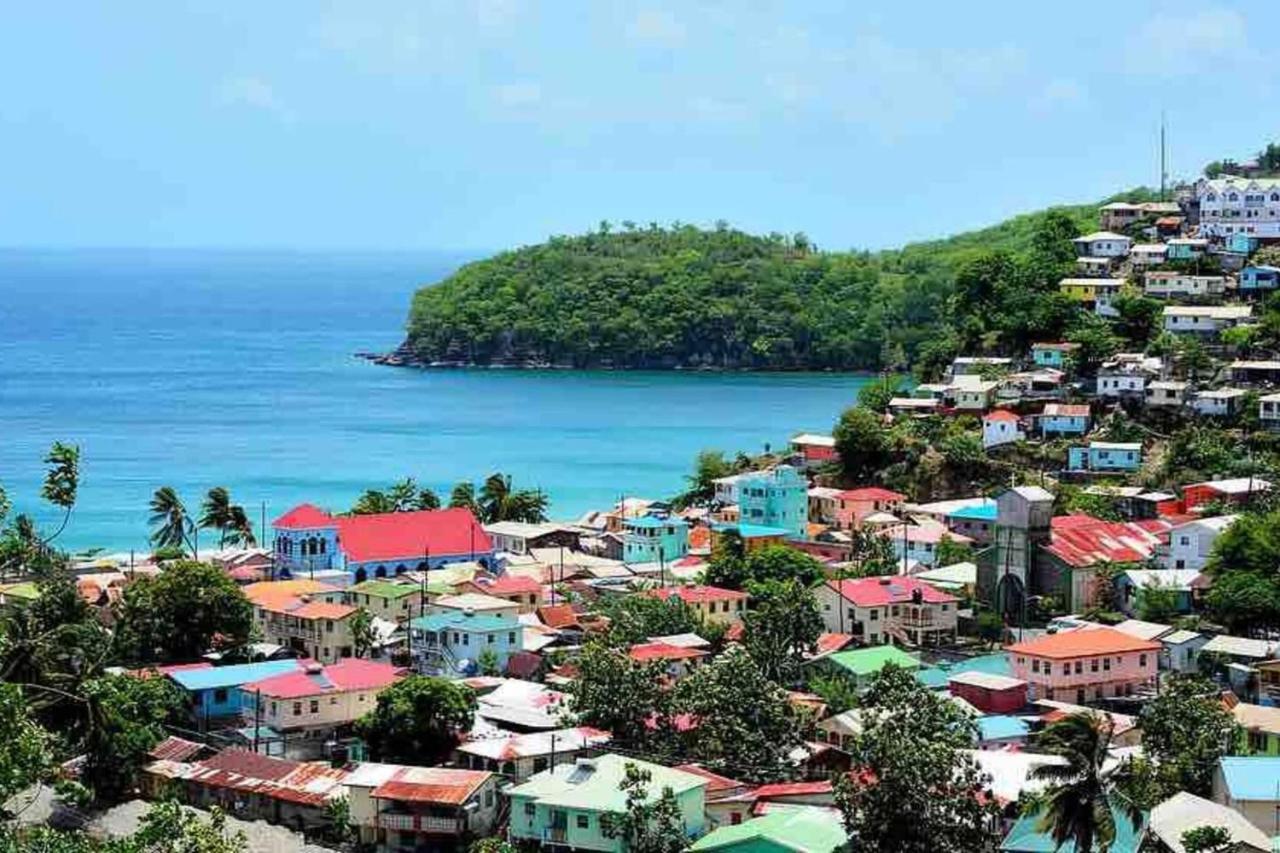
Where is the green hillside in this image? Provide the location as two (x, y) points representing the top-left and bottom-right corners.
(400, 193), (1148, 374)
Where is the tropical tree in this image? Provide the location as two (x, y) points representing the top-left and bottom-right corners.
(148, 486), (194, 554)
(350, 607), (378, 659)
(1139, 675), (1240, 798)
(1029, 712), (1143, 853)
(112, 560), (254, 663)
(80, 673), (186, 803)
(742, 579), (823, 686)
(449, 481), (481, 515)
(478, 473), (549, 523)
(351, 477), (441, 514)
(565, 641), (672, 750)
(198, 486), (257, 548)
(38, 442), (80, 546)
(354, 675), (476, 765)
(0, 683), (53, 812)
(673, 450), (735, 509)
(600, 763), (690, 853)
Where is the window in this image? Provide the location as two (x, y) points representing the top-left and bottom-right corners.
(488, 634), (495, 644)
(1139, 653), (1147, 668)
(576, 815), (589, 829)
(1091, 659), (1098, 672)
(524, 803), (535, 816)
(1031, 659), (1040, 673)
(270, 701), (277, 715)
(310, 699), (320, 714)
(509, 632), (517, 644)
(213, 688), (228, 704)
(462, 633), (469, 646)
(869, 609), (879, 622)
(731, 813), (743, 826)
(330, 697), (338, 705)
(293, 702), (302, 716)
(1103, 658), (1111, 671)
(1062, 663), (1070, 676)
(1074, 661), (1082, 674)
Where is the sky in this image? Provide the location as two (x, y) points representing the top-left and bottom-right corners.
(2, 2), (1277, 253)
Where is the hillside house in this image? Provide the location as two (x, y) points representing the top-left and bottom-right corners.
(1039, 403), (1090, 437)
(790, 433), (838, 467)
(1230, 359), (1280, 385)
(1145, 380), (1189, 409)
(1166, 237), (1210, 260)
(982, 410), (1023, 449)
(734, 466), (808, 538)
(879, 522), (973, 569)
(623, 516), (689, 563)
(1008, 626), (1159, 703)
(887, 396), (940, 416)
(1262, 393), (1280, 429)
(1114, 569), (1200, 616)
(1196, 176), (1280, 240)
(831, 487), (905, 530)
(1148, 792), (1269, 853)
(455, 727), (612, 782)
(484, 522), (580, 556)
(1193, 387), (1248, 417)
(643, 585), (748, 625)
(1067, 441), (1142, 473)
(1213, 757), (1280, 836)
(1163, 305), (1253, 337)
(1059, 278), (1125, 317)
(951, 375), (1000, 412)
(1030, 342), (1079, 370)
(1099, 202), (1144, 231)
(346, 579), (426, 625)
(168, 660), (306, 720)
(1144, 272), (1231, 299)
(1164, 515), (1237, 571)
(1183, 477), (1272, 510)
(950, 356), (1013, 376)
(1071, 232), (1131, 258)
(1130, 243), (1168, 268)
(243, 660), (404, 753)
(1075, 255), (1116, 277)
(346, 763), (499, 849)
(815, 576), (958, 647)
(1241, 265), (1280, 293)
(410, 609), (523, 676)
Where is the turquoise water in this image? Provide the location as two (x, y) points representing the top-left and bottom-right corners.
(0, 249), (869, 551)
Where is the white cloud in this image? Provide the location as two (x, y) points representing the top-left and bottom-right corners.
(217, 76), (291, 119)
(493, 80), (542, 108)
(1131, 7), (1247, 76)
(628, 8), (687, 47)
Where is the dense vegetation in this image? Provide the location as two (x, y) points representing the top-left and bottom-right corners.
(403, 199), (1117, 371)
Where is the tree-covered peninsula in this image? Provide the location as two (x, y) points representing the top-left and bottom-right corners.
(400, 201), (1126, 372)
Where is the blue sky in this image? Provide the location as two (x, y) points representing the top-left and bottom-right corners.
(2, 2), (1276, 252)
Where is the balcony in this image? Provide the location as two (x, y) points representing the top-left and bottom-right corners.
(544, 827), (570, 845)
(377, 813), (463, 834)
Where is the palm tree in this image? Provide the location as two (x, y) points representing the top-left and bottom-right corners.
(449, 481), (480, 515)
(199, 487), (234, 546)
(479, 473), (549, 523)
(226, 505), (257, 547)
(1030, 712), (1143, 853)
(149, 487), (194, 554)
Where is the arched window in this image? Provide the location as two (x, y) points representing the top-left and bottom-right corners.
(1229, 193), (1239, 201)
(1206, 192), (1217, 201)
(1271, 193), (1279, 202)
(394, 564), (407, 576)
(354, 568), (368, 583)
(375, 566), (388, 578)
(318, 539), (326, 554)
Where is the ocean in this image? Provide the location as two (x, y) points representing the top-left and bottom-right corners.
(0, 248), (870, 552)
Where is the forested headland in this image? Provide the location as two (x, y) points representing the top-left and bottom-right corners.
(396, 194), (1154, 374)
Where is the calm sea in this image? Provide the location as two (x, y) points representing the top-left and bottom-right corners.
(0, 248), (869, 551)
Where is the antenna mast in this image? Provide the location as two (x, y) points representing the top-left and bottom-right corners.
(1160, 111), (1168, 201)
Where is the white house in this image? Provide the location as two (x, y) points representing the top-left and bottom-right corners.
(1143, 272), (1231, 299)
(1163, 305), (1253, 337)
(1193, 388), (1248, 418)
(1165, 515), (1237, 571)
(982, 410), (1023, 450)
(1096, 370), (1147, 399)
(1072, 231), (1132, 258)
(1161, 630), (1208, 673)
(1197, 176), (1280, 240)
(1261, 393), (1280, 431)
(1145, 380), (1189, 409)
(1130, 243), (1167, 268)
(951, 375), (1000, 412)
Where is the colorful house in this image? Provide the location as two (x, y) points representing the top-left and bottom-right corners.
(947, 671), (1027, 715)
(1007, 627), (1159, 703)
(1166, 237), (1209, 260)
(1182, 478), (1272, 511)
(982, 410), (1023, 449)
(833, 487), (906, 529)
(346, 578), (426, 624)
(1233, 703), (1280, 756)
(272, 504), (493, 582)
(245, 580), (362, 664)
(243, 659), (405, 746)
(1213, 757), (1280, 836)
(1039, 403), (1091, 437)
(815, 577), (958, 647)
(820, 645), (920, 687)
(1241, 265), (1280, 293)
(1164, 515), (1237, 571)
(508, 754), (708, 851)
(790, 433), (838, 467)
(878, 522), (973, 569)
(1030, 342), (1080, 370)
(455, 727), (613, 783)
(1162, 305), (1253, 337)
(1066, 441), (1142, 473)
(712, 523), (792, 554)
(409, 609), (523, 676)
(167, 660), (306, 719)
(458, 574), (544, 613)
(691, 807), (846, 853)
(1059, 277), (1126, 316)
(735, 466), (809, 538)
(1071, 232), (1132, 258)
(623, 515), (689, 564)
(345, 763), (500, 848)
(643, 585), (748, 625)
(1002, 800), (1145, 853)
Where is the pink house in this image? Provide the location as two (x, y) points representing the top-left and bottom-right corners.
(791, 433), (839, 466)
(1007, 627), (1159, 704)
(834, 487), (906, 530)
(815, 576), (958, 647)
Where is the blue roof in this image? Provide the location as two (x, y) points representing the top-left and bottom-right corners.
(412, 610), (519, 632)
(715, 522), (793, 539)
(168, 660), (301, 692)
(1219, 757), (1280, 800)
(977, 715), (1030, 742)
(916, 653), (1013, 690)
(950, 502), (997, 521)
(1002, 800), (1146, 852)
(626, 515), (687, 530)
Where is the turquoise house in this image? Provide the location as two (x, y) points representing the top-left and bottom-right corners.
(1228, 233), (1259, 254)
(735, 466), (808, 538)
(623, 515), (689, 564)
(1242, 265), (1280, 293)
(1166, 238), (1208, 260)
(508, 754), (708, 852)
(1002, 800), (1146, 852)
(1067, 441), (1141, 473)
(410, 609), (523, 675)
(1039, 404), (1091, 437)
(1030, 343), (1078, 370)
(167, 660), (304, 719)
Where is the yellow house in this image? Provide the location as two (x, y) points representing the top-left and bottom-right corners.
(1059, 277), (1126, 302)
(642, 584), (748, 625)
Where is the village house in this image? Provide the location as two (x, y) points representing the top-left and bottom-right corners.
(1230, 359), (1280, 385)
(1213, 757), (1280, 836)
(820, 645), (921, 687)
(455, 727), (612, 782)
(1166, 237), (1210, 260)
(1059, 277), (1125, 317)
(887, 396), (941, 416)
(997, 368), (1068, 403)
(806, 486), (842, 527)
(1162, 304), (1253, 337)
(1241, 264), (1280, 293)
(1099, 202), (1144, 231)
(950, 374), (1000, 412)
(832, 486), (905, 529)
(1007, 626), (1159, 703)
(1143, 272), (1231, 299)
(949, 356), (1013, 376)
(1129, 243), (1168, 268)
(815, 576), (958, 647)
(1114, 570), (1200, 616)
(1149, 792), (1270, 853)
(1075, 254), (1115, 277)
(733, 466), (808, 538)
(1039, 515), (1174, 611)
(790, 433), (838, 467)
(643, 584), (748, 625)
(242, 659), (404, 756)
(508, 754), (708, 852)
(410, 608), (524, 676)
(346, 578), (425, 624)
(1066, 441), (1142, 473)
(1164, 515), (1236, 571)
(1192, 387), (1248, 418)
(982, 409), (1023, 449)
(167, 660), (306, 720)
(1030, 342), (1079, 370)
(1183, 477), (1272, 510)
(1232, 704), (1280, 756)
(1196, 176), (1280, 240)
(1071, 231), (1132, 258)
(1145, 379), (1190, 409)
(879, 521), (973, 569)
(345, 762), (500, 849)
(691, 807), (847, 853)
(432, 591), (522, 619)
(1038, 403), (1090, 437)
(1161, 629), (1208, 673)
(272, 504), (494, 582)
(456, 574), (543, 613)
(484, 521), (580, 556)
(245, 580), (361, 664)
(947, 671), (1027, 715)
(1261, 393), (1280, 429)
(622, 515), (689, 563)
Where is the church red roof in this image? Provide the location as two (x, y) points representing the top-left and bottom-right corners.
(272, 503), (335, 529)
(335, 508), (491, 563)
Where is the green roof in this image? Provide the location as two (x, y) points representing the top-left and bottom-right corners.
(350, 579), (421, 600)
(1002, 801), (1146, 852)
(507, 753), (707, 812)
(827, 645), (920, 677)
(692, 808), (847, 853)
(0, 582), (39, 602)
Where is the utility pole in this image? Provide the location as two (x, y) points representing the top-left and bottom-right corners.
(1160, 111), (1168, 202)
(253, 688), (262, 754)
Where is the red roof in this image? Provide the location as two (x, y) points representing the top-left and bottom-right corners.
(148, 736), (207, 762)
(537, 604), (581, 630)
(815, 633), (854, 655)
(201, 748), (299, 782)
(673, 764), (746, 793)
(334, 507), (491, 563)
(372, 767), (491, 805)
(753, 780), (833, 799)
(1007, 626), (1160, 659)
(629, 642), (708, 662)
(643, 585), (746, 605)
(825, 576), (958, 607)
(291, 601), (357, 621)
(1045, 516), (1173, 568)
(837, 487), (906, 502)
(984, 409), (1020, 422)
(481, 574), (542, 595)
(272, 503), (335, 529)
(246, 659), (404, 699)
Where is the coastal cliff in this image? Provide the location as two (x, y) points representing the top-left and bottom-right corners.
(390, 202), (1124, 372)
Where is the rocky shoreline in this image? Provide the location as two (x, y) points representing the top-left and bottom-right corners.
(354, 347), (858, 373)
